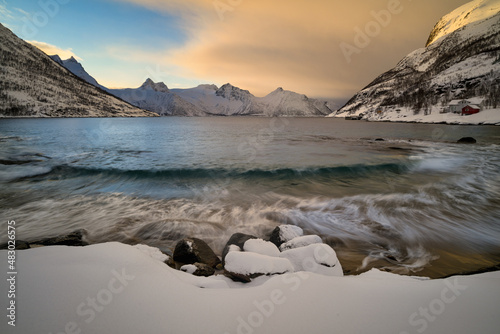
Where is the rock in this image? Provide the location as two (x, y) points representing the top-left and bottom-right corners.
(221, 233), (257, 266)
(180, 263), (215, 277)
(0, 240), (30, 250)
(279, 235), (323, 251)
(269, 225), (303, 248)
(224, 251), (294, 282)
(280, 243), (343, 277)
(243, 239), (280, 257)
(31, 229), (89, 247)
(457, 137), (477, 144)
(173, 238), (221, 268)
(374, 138), (385, 141)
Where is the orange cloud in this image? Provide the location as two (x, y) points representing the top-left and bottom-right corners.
(28, 40), (82, 60)
(114, 0), (469, 99)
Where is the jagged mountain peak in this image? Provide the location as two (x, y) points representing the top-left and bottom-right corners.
(426, 0), (500, 46)
(215, 83), (253, 101)
(140, 78), (170, 93)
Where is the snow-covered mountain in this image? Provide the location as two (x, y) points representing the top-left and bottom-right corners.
(49, 55), (107, 90)
(336, 0), (500, 124)
(52, 56), (332, 117)
(110, 80), (207, 116)
(0, 24), (155, 117)
(426, 0), (500, 46)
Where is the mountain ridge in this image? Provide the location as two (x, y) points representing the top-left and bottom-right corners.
(51, 56), (332, 117)
(0, 23), (156, 117)
(335, 0), (500, 124)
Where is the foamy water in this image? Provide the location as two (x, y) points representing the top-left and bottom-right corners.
(1, 118), (499, 277)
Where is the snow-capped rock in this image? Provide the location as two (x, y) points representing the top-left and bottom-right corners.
(335, 1), (500, 124)
(243, 239), (281, 257)
(269, 225), (304, 248)
(224, 251), (294, 278)
(0, 23), (155, 117)
(279, 235), (323, 251)
(280, 243), (344, 277)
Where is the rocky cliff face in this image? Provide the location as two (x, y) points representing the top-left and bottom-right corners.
(0, 24), (156, 117)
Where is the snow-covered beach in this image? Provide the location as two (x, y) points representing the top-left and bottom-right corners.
(2, 242), (499, 334)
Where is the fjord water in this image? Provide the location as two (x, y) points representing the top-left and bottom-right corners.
(1, 117), (499, 278)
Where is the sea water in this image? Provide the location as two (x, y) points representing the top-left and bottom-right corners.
(1, 117), (499, 278)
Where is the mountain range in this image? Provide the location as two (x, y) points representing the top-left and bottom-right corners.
(336, 0), (500, 122)
(0, 23), (155, 117)
(51, 57), (333, 117)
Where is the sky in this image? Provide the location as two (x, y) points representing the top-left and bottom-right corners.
(0, 0), (470, 102)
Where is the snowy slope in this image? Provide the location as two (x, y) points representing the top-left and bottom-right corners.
(0, 24), (155, 118)
(1, 242), (499, 334)
(335, 1), (500, 125)
(58, 56), (107, 90)
(426, 0), (500, 46)
(258, 87), (332, 117)
(110, 80), (207, 116)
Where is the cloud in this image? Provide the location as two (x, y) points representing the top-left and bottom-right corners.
(114, 0), (469, 99)
(28, 40), (82, 60)
(0, 0), (14, 20)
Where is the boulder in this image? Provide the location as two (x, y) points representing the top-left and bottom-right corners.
(243, 239), (280, 257)
(173, 238), (221, 268)
(457, 137), (477, 144)
(180, 263), (215, 277)
(221, 233), (257, 266)
(269, 225), (303, 248)
(30, 229), (89, 247)
(280, 243), (343, 277)
(224, 251), (294, 283)
(279, 235), (323, 251)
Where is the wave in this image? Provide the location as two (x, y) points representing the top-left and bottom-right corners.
(13, 162), (411, 182)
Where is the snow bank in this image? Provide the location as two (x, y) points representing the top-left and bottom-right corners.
(1, 242), (499, 334)
(342, 108), (500, 125)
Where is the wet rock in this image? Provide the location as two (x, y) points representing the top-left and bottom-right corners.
(457, 137), (477, 144)
(269, 225), (303, 248)
(0, 240), (30, 250)
(31, 229), (89, 247)
(221, 233), (257, 266)
(180, 263), (215, 277)
(173, 237), (221, 268)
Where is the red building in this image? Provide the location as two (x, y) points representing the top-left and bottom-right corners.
(462, 105), (480, 115)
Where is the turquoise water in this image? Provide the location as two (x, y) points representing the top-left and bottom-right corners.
(1, 117), (499, 277)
